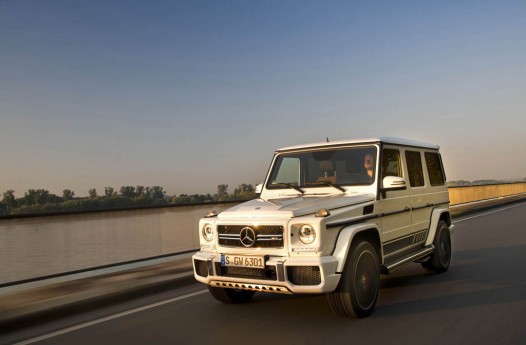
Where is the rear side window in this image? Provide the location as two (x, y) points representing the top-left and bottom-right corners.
(425, 152), (446, 186)
(405, 151), (425, 187)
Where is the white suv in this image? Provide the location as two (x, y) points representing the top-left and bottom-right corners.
(193, 137), (453, 318)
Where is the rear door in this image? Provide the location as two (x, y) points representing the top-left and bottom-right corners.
(405, 150), (430, 243)
(423, 151), (449, 208)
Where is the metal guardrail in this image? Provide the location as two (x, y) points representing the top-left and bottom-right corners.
(0, 249), (199, 289)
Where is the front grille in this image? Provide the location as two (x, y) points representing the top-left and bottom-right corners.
(287, 266), (321, 286)
(217, 225), (284, 248)
(215, 263), (277, 281)
(194, 259), (208, 277)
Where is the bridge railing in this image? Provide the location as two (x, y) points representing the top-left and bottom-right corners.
(448, 182), (526, 205)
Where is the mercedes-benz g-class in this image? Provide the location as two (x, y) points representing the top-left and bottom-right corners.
(193, 137), (453, 318)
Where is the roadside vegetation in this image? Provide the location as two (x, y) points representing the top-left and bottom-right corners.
(0, 184), (256, 216)
(2, 179), (524, 216)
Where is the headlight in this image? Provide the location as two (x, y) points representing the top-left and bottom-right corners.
(299, 224), (316, 244)
(202, 224), (214, 242)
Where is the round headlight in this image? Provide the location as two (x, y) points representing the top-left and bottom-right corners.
(299, 225), (316, 244)
(202, 224), (214, 242)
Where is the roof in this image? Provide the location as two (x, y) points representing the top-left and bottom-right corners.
(276, 137), (440, 152)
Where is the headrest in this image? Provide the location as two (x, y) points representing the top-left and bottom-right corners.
(319, 160), (335, 171)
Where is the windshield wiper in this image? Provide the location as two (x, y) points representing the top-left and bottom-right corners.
(274, 183), (305, 194)
(313, 181), (346, 193)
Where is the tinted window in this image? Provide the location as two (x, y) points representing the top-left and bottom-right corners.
(382, 149), (402, 178)
(405, 151), (425, 187)
(425, 152), (445, 186)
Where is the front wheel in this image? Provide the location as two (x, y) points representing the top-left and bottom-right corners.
(327, 240), (380, 318)
(422, 220), (451, 272)
(208, 286), (256, 304)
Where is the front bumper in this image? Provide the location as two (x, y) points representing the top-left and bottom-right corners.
(192, 251), (341, 294)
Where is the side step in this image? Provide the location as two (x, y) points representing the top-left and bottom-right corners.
(380, 245), (435, 274)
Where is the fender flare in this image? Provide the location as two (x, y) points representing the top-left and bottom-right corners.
(425, 207), (452, 246)
(332, 223), (382, 272)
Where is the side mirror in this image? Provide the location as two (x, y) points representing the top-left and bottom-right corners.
(380, 176), (406, 199)
(255, 183), (263, 195)
(382, 176), (406, 189)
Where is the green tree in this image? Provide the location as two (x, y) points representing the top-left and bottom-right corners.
(120, 186), (136, 198)
(105, 187), (116, 197)
(136, 186), (145, 197)
(2, 190), (16, 210)
(233, 183), (255, 200)
(88, 188), (97, 198)
(150, 186), (165, 200)
(24, 189), (37, 206)
(35, 189), (50, 205)
(216, 184), (228, 201)
(22, 189), (50, 206)
(62, 189), (75, 201)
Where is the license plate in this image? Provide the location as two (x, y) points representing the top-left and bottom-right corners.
(221, 254), (265, 268)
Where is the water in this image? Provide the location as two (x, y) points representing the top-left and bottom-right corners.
(0, 203), (236, 285)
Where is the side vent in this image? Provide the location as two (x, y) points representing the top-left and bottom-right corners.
(363, 204), (374, 215)
(194, 259), (208, 277)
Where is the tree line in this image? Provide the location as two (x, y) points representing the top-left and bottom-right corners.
(0, 183), (256, 216)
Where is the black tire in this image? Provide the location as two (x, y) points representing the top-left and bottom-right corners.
(208, 286), (256, 304)
(422, 220), (451, 273)
(327, 240), (380, 318)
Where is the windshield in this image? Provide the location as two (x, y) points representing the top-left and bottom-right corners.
(266, 146), (377, 189)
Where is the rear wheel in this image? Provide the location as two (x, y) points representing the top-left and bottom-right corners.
(208, 286), (256, 304)
(422, 220), (451, 272)
(327, 240), (380, 318)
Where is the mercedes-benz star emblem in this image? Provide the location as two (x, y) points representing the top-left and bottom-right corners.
(240, 227), (256, 247)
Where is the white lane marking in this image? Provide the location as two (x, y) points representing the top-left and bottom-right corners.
(453, 202), (526, 224)
(15, 289), (208, 345)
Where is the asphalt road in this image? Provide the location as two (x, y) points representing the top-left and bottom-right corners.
(5, 202), (526, 345)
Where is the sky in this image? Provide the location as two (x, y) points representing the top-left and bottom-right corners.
(1, 0), (525, 197)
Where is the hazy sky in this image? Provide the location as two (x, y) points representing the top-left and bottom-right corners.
(1, 0), (525, 197)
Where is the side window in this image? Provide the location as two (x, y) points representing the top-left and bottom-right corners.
(405, 151), (425, 187)
(382, 149), (402, 178)
(425, 152), (446, 186)
(271, 157), (300, 185)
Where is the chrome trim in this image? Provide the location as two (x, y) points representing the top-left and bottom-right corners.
(276, 262), (285, 282)
(207, 259), (214, 276)
(210, 280), (292, 294)
(218, 234), (283, 239)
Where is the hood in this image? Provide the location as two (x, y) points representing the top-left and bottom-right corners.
(218, 193), (375, 219)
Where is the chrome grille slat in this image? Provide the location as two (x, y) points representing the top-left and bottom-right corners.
(217, 225), (284, 248)
(218, 235), (240, 239)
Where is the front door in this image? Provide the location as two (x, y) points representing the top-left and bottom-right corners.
(379, 147), (413, 259)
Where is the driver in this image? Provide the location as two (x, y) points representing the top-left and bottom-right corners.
(363, 153), (375, 181)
